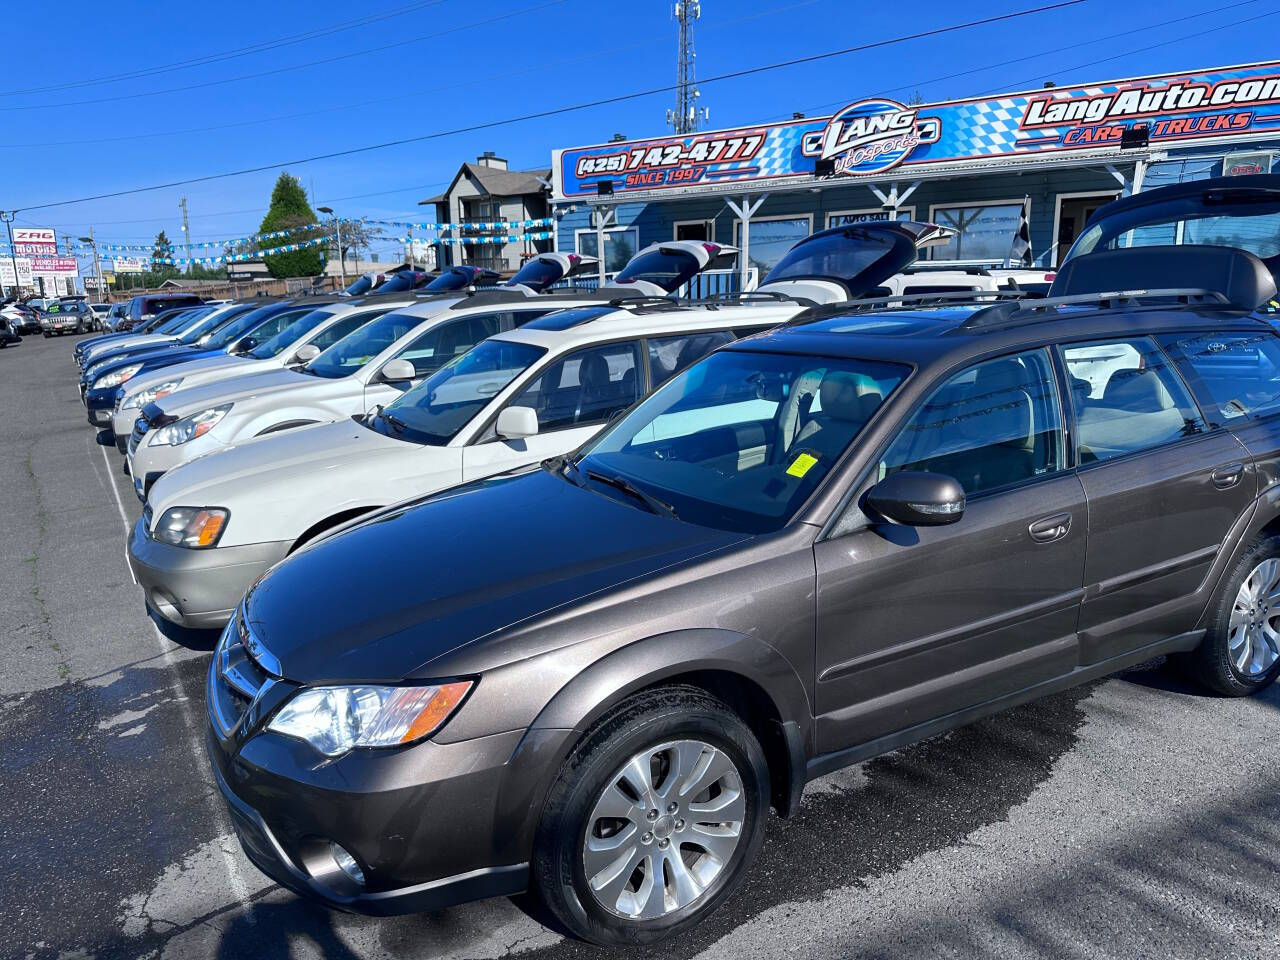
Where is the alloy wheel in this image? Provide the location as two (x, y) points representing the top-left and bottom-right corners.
(1229, 557), (1280, 677)
(582, 738), (745, 921)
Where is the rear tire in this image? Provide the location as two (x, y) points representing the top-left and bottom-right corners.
(1186, 534), (1280, 696)
(533, 685), (769, 946)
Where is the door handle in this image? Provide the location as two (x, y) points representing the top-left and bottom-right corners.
(1212, 463), (1244, 489)
(1028, 513), (1072, 544)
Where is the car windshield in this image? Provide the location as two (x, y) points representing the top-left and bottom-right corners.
(506, 257), (565, 290)
(1066, 188), (1280, 262)
(614, 248), (699, 291)
(376, 273), (413, 293)
(369, 339), (546, 445)
(202, 303), (292, 351)
(148, 309), (197, 334)
(177, 306), (246, 344)
(304, 308), (423, 379)
(248, 306), (337, 359)
(575, 349), (909, 533)
(761, 225), (914, 290)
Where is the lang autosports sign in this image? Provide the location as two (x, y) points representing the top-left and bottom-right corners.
(553, 60), (1280, 199)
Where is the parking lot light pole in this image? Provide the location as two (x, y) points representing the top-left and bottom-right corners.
(78, 232), (105, 303)
(1, 211), (20, 297)
(317, 207), (345, 286)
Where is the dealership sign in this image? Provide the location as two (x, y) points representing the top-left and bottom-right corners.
(30, 256), (77, 275)
(554, 60), (1280, 198)
(113, 257), (146, 274)
(0, 257), (33, 287)
(11, 227), (57, 257)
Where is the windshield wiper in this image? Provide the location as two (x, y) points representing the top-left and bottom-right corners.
(584, 467), (678, 519)
(369, 404), (407, 434)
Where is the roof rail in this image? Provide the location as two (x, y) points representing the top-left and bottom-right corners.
(784, 290), (1027, 326)
(607, 294), (689, 309)
(960, 287), (1231, 330)
(691, 290), (818, 308)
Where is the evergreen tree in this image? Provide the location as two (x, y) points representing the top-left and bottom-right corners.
(148, 230), (179, 283)
(258, 173), (325, 278)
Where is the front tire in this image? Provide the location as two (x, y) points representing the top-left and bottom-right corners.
(1187, 534), (1280, 696)
(533, 686), (769, 946)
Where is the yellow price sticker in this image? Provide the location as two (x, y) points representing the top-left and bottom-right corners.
(786, 452), (819, 478)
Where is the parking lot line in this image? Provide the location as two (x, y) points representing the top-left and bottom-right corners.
(97, 442), (258, 925)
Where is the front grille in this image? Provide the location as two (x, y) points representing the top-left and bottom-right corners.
(209, 607), (277, 736)
(128, 412), (149, 455)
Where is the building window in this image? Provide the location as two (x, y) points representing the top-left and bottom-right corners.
(734, 215), (812, 273)
(576, 228), (639, 273)
(928, 202), (1024, 261)
(827, 207), (915, 228)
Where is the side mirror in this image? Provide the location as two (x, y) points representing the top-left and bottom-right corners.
(233, 336), (257, 354)
(865, 471), (965, 526)
(379, 358), (417, 382)
(292, 343), (320, 364)
(496, 405), (539, 439)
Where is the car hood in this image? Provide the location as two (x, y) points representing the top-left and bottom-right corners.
(89, 345), (219, 384)
(244, 468), (747, 684)
(148, 418), (405, 511)
(156, 367), (313, 417)
(87, 333), (175, 357)
(125, 353), (255, 397)
(86, 339), (194, 373)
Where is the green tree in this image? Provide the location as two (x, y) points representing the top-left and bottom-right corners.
(258, 172), (325, 278)
(139, 230), (180, 287)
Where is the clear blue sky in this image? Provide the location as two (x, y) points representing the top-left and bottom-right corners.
(1, 0), (1276, 260)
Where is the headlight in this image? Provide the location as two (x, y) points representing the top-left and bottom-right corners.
(267, 681), (472, 756)
(122, 378), (183, 411)
(153, 506), (228, 548)
(92, 362), (143, 391)
(149, 404), (231, 446)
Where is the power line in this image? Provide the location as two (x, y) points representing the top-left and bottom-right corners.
(10, 0), (1086, 213)
(0, 0), (451, 97)
(0, 1), (566, 112)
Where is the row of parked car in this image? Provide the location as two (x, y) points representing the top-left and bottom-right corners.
(68, 175), (1280, 944)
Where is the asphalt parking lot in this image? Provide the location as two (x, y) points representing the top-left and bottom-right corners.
(4, 331), (1280, 960)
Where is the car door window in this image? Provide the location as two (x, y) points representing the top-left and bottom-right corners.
(1158, 330), (1280, 425)
(311, 310), (384, 351)
(879, 348), (1063, 497)
(647, 330), (737, 387)
(1061, 338), (1204, 464)
(509, 341), (641, 432)
(396, 314), (501, 377)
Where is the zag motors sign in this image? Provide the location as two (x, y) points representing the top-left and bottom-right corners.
(553, 60), (1280, 199)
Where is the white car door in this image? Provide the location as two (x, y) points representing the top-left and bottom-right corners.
(461, 340), (643, 481)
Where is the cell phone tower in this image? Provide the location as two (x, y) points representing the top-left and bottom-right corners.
(666, 1), (709, 135)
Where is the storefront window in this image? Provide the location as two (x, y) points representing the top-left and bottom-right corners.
(735, 217), (811, 273)
(577, 229), (639, 274)
(928, 203), (1023, 261)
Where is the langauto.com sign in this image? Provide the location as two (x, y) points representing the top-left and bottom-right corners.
(11, 228), (57, 257)
(555, 60), (1280, 198)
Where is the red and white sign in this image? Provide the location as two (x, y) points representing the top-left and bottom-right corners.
(29, 256), (77, 275)
(12, 227), (57, 257)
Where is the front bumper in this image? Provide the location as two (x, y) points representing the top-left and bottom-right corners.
(84, 386), (121, 428)
(127, 516), (288, 629)
(204, 638), (529, 915)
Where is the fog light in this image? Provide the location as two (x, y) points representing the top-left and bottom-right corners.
(331, 843), (365, 886)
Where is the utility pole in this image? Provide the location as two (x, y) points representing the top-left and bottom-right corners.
(666, 1), (708, 135)
(1, 211), (21, 297)
(79, 229), (105, 303)
(178, 196), (190, 274)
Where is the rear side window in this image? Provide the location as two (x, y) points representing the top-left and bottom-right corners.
(880, 349), (1063, 497)
(1060, 338), (1204, 463)
(510, 341), (641, 432)
(647, 330), (737, 387)
(1159, 331), (1280, 425)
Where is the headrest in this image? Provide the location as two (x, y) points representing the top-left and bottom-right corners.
(820, 371), (881, 422)
(1049, 245), (1277, 310)
(1103, 368), (1172, 412)
(968, 360), (1032, 448)
(579, 353), (610, 389)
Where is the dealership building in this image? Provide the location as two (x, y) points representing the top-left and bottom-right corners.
(549, 60), (1280, 288)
